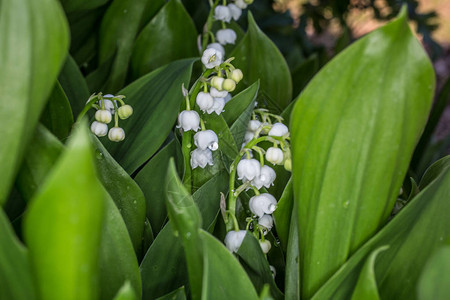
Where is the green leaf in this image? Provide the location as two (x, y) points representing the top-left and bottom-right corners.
(41, 82), (74, 140)
(419, 155), (450, 189)
(231, 12), (292, 112)
(58, 55), (91, 118)
(272, 177), (293, 251)
(165, 159), (203, 300)
(135, 139), (183, 235)
(59, 0), (109, 13)
(0, 209), (36, 300)
(222, 81), (260, 127)
(284, 201), (300, 300)
(311, 166), (450, 300)
(290, 11), (435, 298)
(200, 230), (259, 300)
(130, 0), (198, 79)
(103, 58), (195, 173)
(202, 112), (238, 161)
(99, 193), (142, 300)
(113, 281), (139, 300)
(155, 286), (186, 300)
(350, 246), (388, 300)
(24, 123), (105, 300)
(417, 246), (450, 300)
(93, 137), (146, 254)
(0, 0), (69, 205)
(237, 233), (284, 299)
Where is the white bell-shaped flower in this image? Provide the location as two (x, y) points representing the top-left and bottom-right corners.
(95, 109), (112, 124)
(237, 158), (261, 181)
(244, 131), (255, 144)
(190, 148), (214, 169)
(258, 214), (274, 231)
(102, 99), (115, 114)
(234, 0), (248, 9)
(228, 3), (242, 20)
(201, 48), (223, 69)
(90, 121), (108, 137)
(268, 122), (289, 137)
(214, 5), (232, 23)
(206, 43), (225, 57)
(194, 130), (219, 151)
(251, 165), (276, 189)
(249, 193), (277, 217)
(108, 127), (125, 142)
(207, 97), (225, 115)
(224, 230), (247, 253)
(248, 120), (262, 132)
(210, 87), (228, 98)
(216, 29), (237, 45)
(177, 110), (200, 132)
(265, 147), (284, 165)
(270, 265), (276, 278)
(259, 239), (271, 254)
(196, 92), (214, 112)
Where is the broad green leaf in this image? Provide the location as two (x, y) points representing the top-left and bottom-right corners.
(41, 82), (74, 141)
(417, 246), (450, 300)
(58, 55), (91, 118)
(24, 123), (105, 300)
(130, 0), (197, 79)
(284, 201), (300, 300)
(231, 12), (292, 111)
(140, 223), (188, 300)
(200, 230), (259, 300)
(201, 112), (238, 161)
(222, 81), (260, 126)
(419, 155), (450, 189)
(155, 286), (186, 300)
(103, 58), (195, 174)
(290, 10), (435, 298)
(113, 281), (138, 300)
(0, 0), (69, 205)
(350, 246), (388, 300)
(311, 166), (450, 300)
(93, 137), (146, 254)
(98, 0), (156, 92)
(15, 125), (64, 201)
(0, 209), (36, 300)
(166, 159), (203, 300)
(272, 178), (293, 251)
(59, 0), (109, 13)
(237, 233), (284, 299)
(99, 193), (141, 300)
(135, 139), (183, 235)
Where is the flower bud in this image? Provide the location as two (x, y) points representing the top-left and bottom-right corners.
(244, 0), (254, 4)
(210, 87), (228, 98)
(270, 265), (276, 278)
(268, 122), (289, 137)
(244, 131), (255, 144)
(224, 230), (247, 253)
(258, 214), (274, 231)
(214, 5), (232, 23)
(259, 240), (271, 254)
(206, 43), (225, 58)
(207, 97), (225, 115)
(228, 4), (242, 21)
(252, 165), (276, 189)
(108, 127), (125, 142)
(216, 29), (237, 45)
(190, 148), (214, 169)
(265, 147), (283, 165)
(234, 0), (248, 9)
(210, 76), (224, 91)
(201, 48), (223, 69)
(284, 158), (292, 172)
(177, 110), (200, 132)
(230, 69), (244, 83)
(194, 130), (219, 151)
(95, 109), (112, 124)
(247, 120), (262, 132)
(249, 193), (277, 217)
(90, 121), (108, 137)
(222, 78), (236, 92)
(237, 158), (261, 182)
(196, 92), (214, 112)
(118, 104), (133, 119)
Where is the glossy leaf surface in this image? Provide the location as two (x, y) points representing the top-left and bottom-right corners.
(417, 246), (450, 300)
(113, 282), (138, 300)
(291, 11), (435, 298)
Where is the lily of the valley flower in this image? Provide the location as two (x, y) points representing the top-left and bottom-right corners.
(228, 4), (242, 20)
(201, 48), (223, 69)
(216, 29), (237, 45)
(230, 69), (244, 83)
(258, 214), (274, 231)
(118, 104), (133, 119)
(95, 109), (112, 124)
(194, 130), (219, 151)
(214, 5), (232, 23)
(190, 148), (214, 169)
(206, 43), (225, 57)
(196, 92), (214, 112)
(249, 193), (277, 217)
(268, 122), (289, 137)
(224, 230), (247, 253)
(108, 127), (125, 142)
(251, 165), (276, 189)
(210, 87), (228, 98)
(222, 78), (236, 92)
(237, 158), (261, 181)
(234, 0), (248, 9)
(207, 97), (225, 115)
(259, 239), (271, 254)
(90, 121), (108, 137)
(177, 110), (201, 132)
(211, 76), (224, 90)
(265, 147), (284, 165)
(248, 120), (262, 132)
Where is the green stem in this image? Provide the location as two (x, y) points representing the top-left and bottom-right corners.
(202, 0), (220, 51)
(76, 95), (99, 123)
(182, 131), (193, 193)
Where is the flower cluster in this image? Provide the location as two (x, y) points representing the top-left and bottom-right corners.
(225, 109), (291, 259)
(86, 93), (133, 142)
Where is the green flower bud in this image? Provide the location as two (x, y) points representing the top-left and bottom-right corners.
(95, 109), (112, 124)
(244, 0), (254, 4)
(118, 104), (133, 119)
(210, 76), (224, 90)
(230, 69), (243, 83)
(222, 78), (236, 92)
(284, 158), (292, 172)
